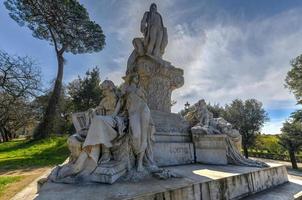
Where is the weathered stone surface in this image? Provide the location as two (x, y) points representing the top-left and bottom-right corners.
(153, 142), (194, 166)
(90, 161), (127, 184)
(135, 57), (184, 113)
(36, 163), (288, 200)
(154, 131), (191, 142)
(151, 110), (190, 133)
(193, 134), (228, 165)
(192, 133), (268, 168)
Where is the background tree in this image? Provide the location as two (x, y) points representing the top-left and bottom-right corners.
(67, 67), (102, 112)
(206, 103), (225, 118)
(0, 50), (41, 142)
(285, 55), (302, 104)
(279, 120), (302, 169)
(5, 0), (105, 139)
(32, 86), (73, 136)
(254, 134), (285, 154)
(223, 99), (269, 158)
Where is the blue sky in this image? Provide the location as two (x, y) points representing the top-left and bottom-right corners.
(1, 0), (302, 134)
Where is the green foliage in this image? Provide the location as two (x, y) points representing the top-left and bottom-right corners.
(67, 67), (102, 112)
(224, 99), (269, 148)
(279, 120), (302, 152)
(279, 117), (302, 169)
(290, 109), (302, 122)
(5, 0), (106, 139)
(4, 0), (105, 54)
(254, 134), (285, 154)
(206, 103), (225, 118)
(0, 136), (69, 170)
(285, 55), (302, 104)
(31, 87), (74, 135)
(0, 176), (21, 195)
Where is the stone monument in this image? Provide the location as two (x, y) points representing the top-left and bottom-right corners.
(36, 3), (289, 200)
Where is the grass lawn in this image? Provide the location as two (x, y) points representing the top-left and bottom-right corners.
(0, 136), (69, 171)
(0, 136), (69, 199)
(0, 176), (21, 196)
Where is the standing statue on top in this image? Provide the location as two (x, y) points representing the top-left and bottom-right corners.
(141, 3), (168, 58)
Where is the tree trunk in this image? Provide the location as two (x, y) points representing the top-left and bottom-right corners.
(243, 144), (249, 158)
(34, 52), (64, 139)
(289, 150), (298, 169)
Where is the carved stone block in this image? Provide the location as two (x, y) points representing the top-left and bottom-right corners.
(153, 142), (195, 166)
(135, 57), (184, 112)
(192, 134), (228, 165)
(90, 161), (127, 184)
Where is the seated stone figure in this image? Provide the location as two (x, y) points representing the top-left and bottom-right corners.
(55, 80), (128, 179)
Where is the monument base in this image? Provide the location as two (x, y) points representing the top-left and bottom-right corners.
(36, 163), (288, 200)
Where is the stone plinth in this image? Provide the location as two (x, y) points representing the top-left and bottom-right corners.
(151, 110), (194, 166)
(36, 163), (288, 200)
(193, 134), (229, 165)
(136, 57), (184, 113)
(153, 142), (195, 166)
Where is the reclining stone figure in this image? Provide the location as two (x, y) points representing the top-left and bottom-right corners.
(185, 99), (268, 168)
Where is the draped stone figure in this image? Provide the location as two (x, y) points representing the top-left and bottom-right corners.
(122, 73), (157, 172)
(141, 3), (168, 58)
(185, 99), (268, 168)
(52, 80), (128, 180)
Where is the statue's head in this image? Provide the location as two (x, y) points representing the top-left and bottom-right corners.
(197, 99), (206, 107)
(150, 3), (157, 12)
(100, 80), (116, 95)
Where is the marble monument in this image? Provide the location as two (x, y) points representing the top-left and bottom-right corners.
(36, 3), (289, 200)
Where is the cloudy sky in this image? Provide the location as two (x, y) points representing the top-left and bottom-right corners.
(1, 0), (302, 134)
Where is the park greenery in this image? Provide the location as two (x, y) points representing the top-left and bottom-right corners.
(5, 0), (105, 139)
(0, 136), (68, 198)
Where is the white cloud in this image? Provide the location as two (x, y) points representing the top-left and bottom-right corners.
(82, 1), (302, 134)
(167, 8), (302, 114)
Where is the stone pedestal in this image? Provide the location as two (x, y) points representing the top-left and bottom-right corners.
(192, 134), (229, 165)
(90, 161), (128, 184)
(36, 163), (289, 200)
(136, 57), (184, 113)
(151, 110), (195, 166)
(153, 142), (195, 166)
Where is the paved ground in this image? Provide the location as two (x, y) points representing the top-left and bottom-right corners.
(0, 167), (51, 200)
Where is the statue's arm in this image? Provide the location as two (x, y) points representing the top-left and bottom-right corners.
(140, 12), (148, 34)
(112, 99), (122, 117)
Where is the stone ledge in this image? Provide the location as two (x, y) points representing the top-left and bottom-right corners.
(35, 163), (288, 200)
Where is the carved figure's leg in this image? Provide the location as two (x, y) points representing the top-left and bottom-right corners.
(73, 151), (88, 173)
(98, 144), (111, 164)
(153, 29), (163, 57)
(129, 113), (146, 171)
(146, 27), (157, 55)
(129, 113), (142, 155)
(137, 108), (151, 172)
